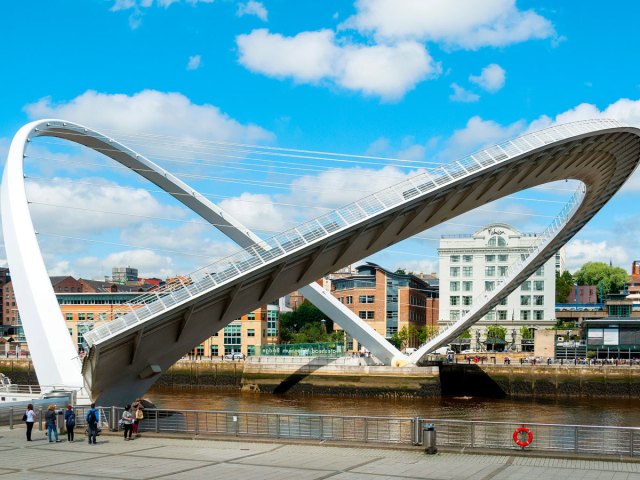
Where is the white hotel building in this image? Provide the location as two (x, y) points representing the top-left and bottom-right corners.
(439, 223), (562, 352)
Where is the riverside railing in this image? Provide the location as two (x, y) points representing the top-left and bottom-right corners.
(98, 408), (640, 457)
(83, 118), (625, 348)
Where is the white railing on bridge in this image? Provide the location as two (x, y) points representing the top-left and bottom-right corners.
(83, 119), (624, 347)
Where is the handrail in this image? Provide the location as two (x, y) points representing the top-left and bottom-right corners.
(83, 119), (624, 347)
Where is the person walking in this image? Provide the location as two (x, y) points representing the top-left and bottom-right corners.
(85, 403), (100, 445)
(24, 404), (36, 441)
(121, 405), (134, 440)
(132, 399), (144, 437)
(45, 405), (60, 443)
(64, 405), (76, 442)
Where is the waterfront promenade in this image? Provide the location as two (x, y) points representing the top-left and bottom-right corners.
(1, 426), (640, 479)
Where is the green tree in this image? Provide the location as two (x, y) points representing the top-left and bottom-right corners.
(573, 262), (628, 301)
(519, 326), (533, 340)
(417, 325), (439, 344)
(555, 270), (575, 303)
(395, 268), (407, 275)
(279, 300), (331, 344)
(485, 325), (507, 341)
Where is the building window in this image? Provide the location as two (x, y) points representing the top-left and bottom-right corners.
(386, 311), (398, 319)
(520, 310), (531, 321)
(247, 312), (256, 320)
(485, 281), (495, 291)
(450, 296), (460, 306)
(485, 311), (495, 321)
(247, 329), (255, 337)
(387, 294), (398, 302)
(386, 326), (398, 337)
(521, 295), (531, 306)
(359, 311), (375, 319)
(450, 281), (460, 292)
(462, 255), (473, 262)
(488, 236), (506, 247)
(533, 310), (544, 320)
(462, 267), (473, 277)
(498, 266), (508, 277)
(485, 266), (496, 277)
(498, 254), (508, 262)
(247, 345), (255, 356)
(536, 266), (544, 276)
(533, 295), (544, 306)
(65, 313), (73, 321)
(485, 255), (495, 262)
(450, 310), (460, 321)
(533, 281), (544, 291)
(346, 296), (353, 304)
(450, 267), (460, 277)
(498, 310), (507, 320)
(267, 309), (278, 337)
(211, 345), (219, 357)
(450, 255), (460, 263)
(462, 281), (473, 292)
(359, 295), (375, 303)
(87, 313), (94, 321)
(521, 281), (531, 291)
(499, 298), (507, 306)
(462, 296), (472, 306)
(99, 313), (106, 321)
(224, 324), (242, 348)
(78, 313), (85, 321)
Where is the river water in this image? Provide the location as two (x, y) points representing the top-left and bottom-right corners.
(146, 388), (640, 427)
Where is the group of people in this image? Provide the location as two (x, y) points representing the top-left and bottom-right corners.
(120, 399), (144, 441)
(23, 399), (144, 444)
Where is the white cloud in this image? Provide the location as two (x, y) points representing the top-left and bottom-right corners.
(439, 115), (525, 159)
(25, 177), (184, 236)
(187, 54), (202, 70)
(345, 0), (556, 49)
(219, 193), (291, 232)
(24, 90), (274, 143)
(565, 240), (629, 272)
(236, 29), (438, 100)
(449, 83), (480, 103)
(237, 1), (268, 21)
(469, 63), (505, 92)
(111, 0), (213, 11)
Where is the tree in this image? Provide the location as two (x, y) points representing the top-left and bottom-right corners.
(394, 268), (407, 275)
(519, 326), (533, 340)
(279, 300), (332, 344)
(555, 270), (575, 303)
(417, 325), (439, 344)
(573, 262), (628, 301)
(485, 325), (507, 340)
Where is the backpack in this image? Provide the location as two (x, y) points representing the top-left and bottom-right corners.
(67, 413), (76, 428)
(87, 409), (97, 426)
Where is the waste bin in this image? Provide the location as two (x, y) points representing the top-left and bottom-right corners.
(423, 423), (437, 454)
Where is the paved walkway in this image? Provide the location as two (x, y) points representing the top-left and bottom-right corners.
(1, 426), (640, 479)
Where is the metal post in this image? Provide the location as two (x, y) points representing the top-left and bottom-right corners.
(111, 406), (116, 431)
(319, 415), (324, 440)
(38, 407), (43, 431)
(9, 407), (13, 429)
(412, 417), (422, 445)
(155, 410), (159, 433)
(195, 412), (199, 435)
(574, 426), (579, 453)
(275, 414), (280, 437)
(363, 417), (368, 443)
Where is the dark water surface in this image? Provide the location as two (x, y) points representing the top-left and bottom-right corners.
(147, 388), (640, 427)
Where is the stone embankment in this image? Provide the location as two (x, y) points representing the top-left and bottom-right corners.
(5, 357), (640, 398)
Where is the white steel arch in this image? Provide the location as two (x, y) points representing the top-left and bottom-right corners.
(3, 119), (640, 404)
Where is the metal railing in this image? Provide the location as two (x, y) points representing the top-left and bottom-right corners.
(83, 119), (625, 347)
(97, 407), (640, 457)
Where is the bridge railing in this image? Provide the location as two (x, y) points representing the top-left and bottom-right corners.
(83, 119), (624, 347)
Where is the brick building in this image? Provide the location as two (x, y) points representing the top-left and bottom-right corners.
(330, 262), (439, 351)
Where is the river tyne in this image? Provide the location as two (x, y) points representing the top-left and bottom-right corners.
(147, 388), (640, 427)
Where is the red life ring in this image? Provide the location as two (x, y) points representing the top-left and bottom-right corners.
(513, 427), (533, 447)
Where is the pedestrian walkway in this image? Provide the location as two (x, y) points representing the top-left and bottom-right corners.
(1, 426), (640, 479)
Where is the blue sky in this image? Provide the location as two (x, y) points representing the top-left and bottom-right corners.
(1, 0), (640, 279)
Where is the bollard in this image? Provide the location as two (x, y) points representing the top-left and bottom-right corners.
(38, 407), (43, 431)
(412, 417), (422, 445)
(9, 407), (13, 429)
(423, 423), (437, 454)
(111, 406), (116, 431)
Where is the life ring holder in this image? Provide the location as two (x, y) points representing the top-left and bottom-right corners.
(513, 426), (533, 448)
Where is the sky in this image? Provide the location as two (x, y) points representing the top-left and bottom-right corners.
(1, 0), (640, 280)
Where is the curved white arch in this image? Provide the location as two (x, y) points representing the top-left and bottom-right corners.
(3, 119), (640, 403)
(2, 119), (404, 391)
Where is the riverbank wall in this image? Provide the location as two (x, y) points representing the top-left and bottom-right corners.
(6, 358), (640, 398)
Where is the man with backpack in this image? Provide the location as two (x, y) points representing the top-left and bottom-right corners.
(64, 405), (76, 442)
(85, 403), (100, 445)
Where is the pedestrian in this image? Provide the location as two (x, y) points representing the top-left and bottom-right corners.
(45, 405), (60, 443)
(24, 403), (36, 441)
(122, 405), (134, 440)
(85, 403), (99, 445)
(132, 399), (144, 437)
(64, 405), (76, 442)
